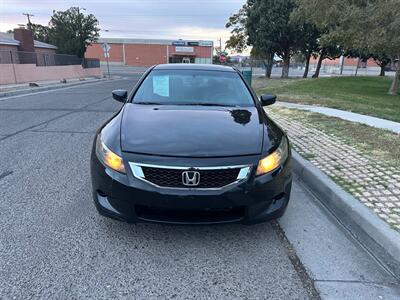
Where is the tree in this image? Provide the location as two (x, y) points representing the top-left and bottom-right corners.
(372, 53), (391, 77)
(26, 23), (50, 43)
(309, 43), (342, 78)
(250, 46), (274, 78)
(290, 11), (321, 78)
(293, 0), (344, 78)
(246, 0), (277, 78)
(333, 0), (399, 93)
(225, 3), (251, 53)
(343, 49), (372, 76)
(48, 7), (100, 58)
(226, 0), (302, 78)
(225, 0), (275, 78)
(365, 0), (400, 95)
(294, 0), (399, 93)
(299, 24), (320, 78)
(253, 0), (301, 78)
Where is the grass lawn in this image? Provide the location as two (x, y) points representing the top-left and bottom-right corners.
(254, 76), (400, 122)
(270, 106), (400, 169)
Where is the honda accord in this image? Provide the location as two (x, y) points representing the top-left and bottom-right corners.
(90, 64), (292, 224)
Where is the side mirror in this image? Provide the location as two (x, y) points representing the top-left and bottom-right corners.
(112, 89), (128, 102)
(260, 94), (277, 106)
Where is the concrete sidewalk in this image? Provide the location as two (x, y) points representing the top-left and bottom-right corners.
(0, 77), (94, 91)
(275, 101), (400, 134)
(280, 178), (400, 297)
(0, 76), (109, 98)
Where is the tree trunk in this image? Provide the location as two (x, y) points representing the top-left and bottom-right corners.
(266, 52), (273, 78)
(263, 52), (273, 78)
(374, 58), (389, 76)
(379, 65), (385, 76)
(389, 62), (400, 95)
(339, 56), (345, 75)
(263, 60), (268, 77)
(312, 52), (324, 78)
(303, 54), (311, 78)
(354, 57), (361, 76)
(281, 53), (290, 78)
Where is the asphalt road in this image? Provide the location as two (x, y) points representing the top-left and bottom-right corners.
(0, 73), (398, 299)
(0, 76), (311, 299)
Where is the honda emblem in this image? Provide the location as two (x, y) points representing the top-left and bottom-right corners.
(182, 171), (200, 186)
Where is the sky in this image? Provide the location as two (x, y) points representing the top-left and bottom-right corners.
(0, 0), (247, 52)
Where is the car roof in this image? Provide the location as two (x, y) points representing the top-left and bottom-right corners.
(153, 63), (236, 72)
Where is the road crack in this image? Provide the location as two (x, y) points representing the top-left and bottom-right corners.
(0, 170), (13, 181)
(271, 220), (321, 300)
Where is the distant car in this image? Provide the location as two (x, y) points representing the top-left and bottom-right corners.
(90, 64), (292, 225)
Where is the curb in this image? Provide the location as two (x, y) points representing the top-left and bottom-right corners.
(292, 151), (400, 281)
(0, 77), (115, 98)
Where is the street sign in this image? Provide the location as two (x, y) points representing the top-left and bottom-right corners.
(172, 41), (186, 46)
(101, 43), (111, 78)
(219, 55), (226, 63)
(199, 41), (213, 47)
(175, 46), (194, 53)
(101, 43), (111, 58)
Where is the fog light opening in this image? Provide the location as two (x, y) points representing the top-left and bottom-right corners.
(273, 193), (285, 204)
(97, 190), (107, 197)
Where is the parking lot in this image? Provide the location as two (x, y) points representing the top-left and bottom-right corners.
(0, 72), (398, 299)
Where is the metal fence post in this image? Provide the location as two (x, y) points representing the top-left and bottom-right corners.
(10, 50), (18, 84)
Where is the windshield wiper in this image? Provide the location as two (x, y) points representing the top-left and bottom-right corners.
(135, 102), (238, 107)
(135, 102), (163, 105)
(179, 103), (238, 107)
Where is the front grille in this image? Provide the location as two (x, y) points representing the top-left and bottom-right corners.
(141, 167), (241, 188)
(135, 205), (245, 224)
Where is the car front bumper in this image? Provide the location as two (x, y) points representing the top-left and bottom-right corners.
(90, 150), (292, 225)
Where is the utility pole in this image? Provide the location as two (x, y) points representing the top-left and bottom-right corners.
(219, 37), (222, 53)
(22, 13), (34, 25)
(77, 7), (86, 14)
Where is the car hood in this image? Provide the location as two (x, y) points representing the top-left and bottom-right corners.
(120, 103), (263, 157)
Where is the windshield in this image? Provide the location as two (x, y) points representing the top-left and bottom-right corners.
(132, 69), (254, 107)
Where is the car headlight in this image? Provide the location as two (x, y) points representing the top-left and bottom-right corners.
(95, 134), (126, 174)
(256, 136), (289, 176)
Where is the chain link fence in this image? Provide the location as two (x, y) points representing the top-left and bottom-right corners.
(0, 50), (99, 68)
(215, 58), (396, 77)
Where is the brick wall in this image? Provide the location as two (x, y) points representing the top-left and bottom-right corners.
(13, 28), (35, 52)
(125, 44), (168, 66)
(309, 56), (379, 67)
(86, 43), (124, 63)
(85, 42), (213, 67)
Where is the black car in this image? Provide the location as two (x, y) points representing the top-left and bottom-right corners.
(90, 64), (292, 225)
